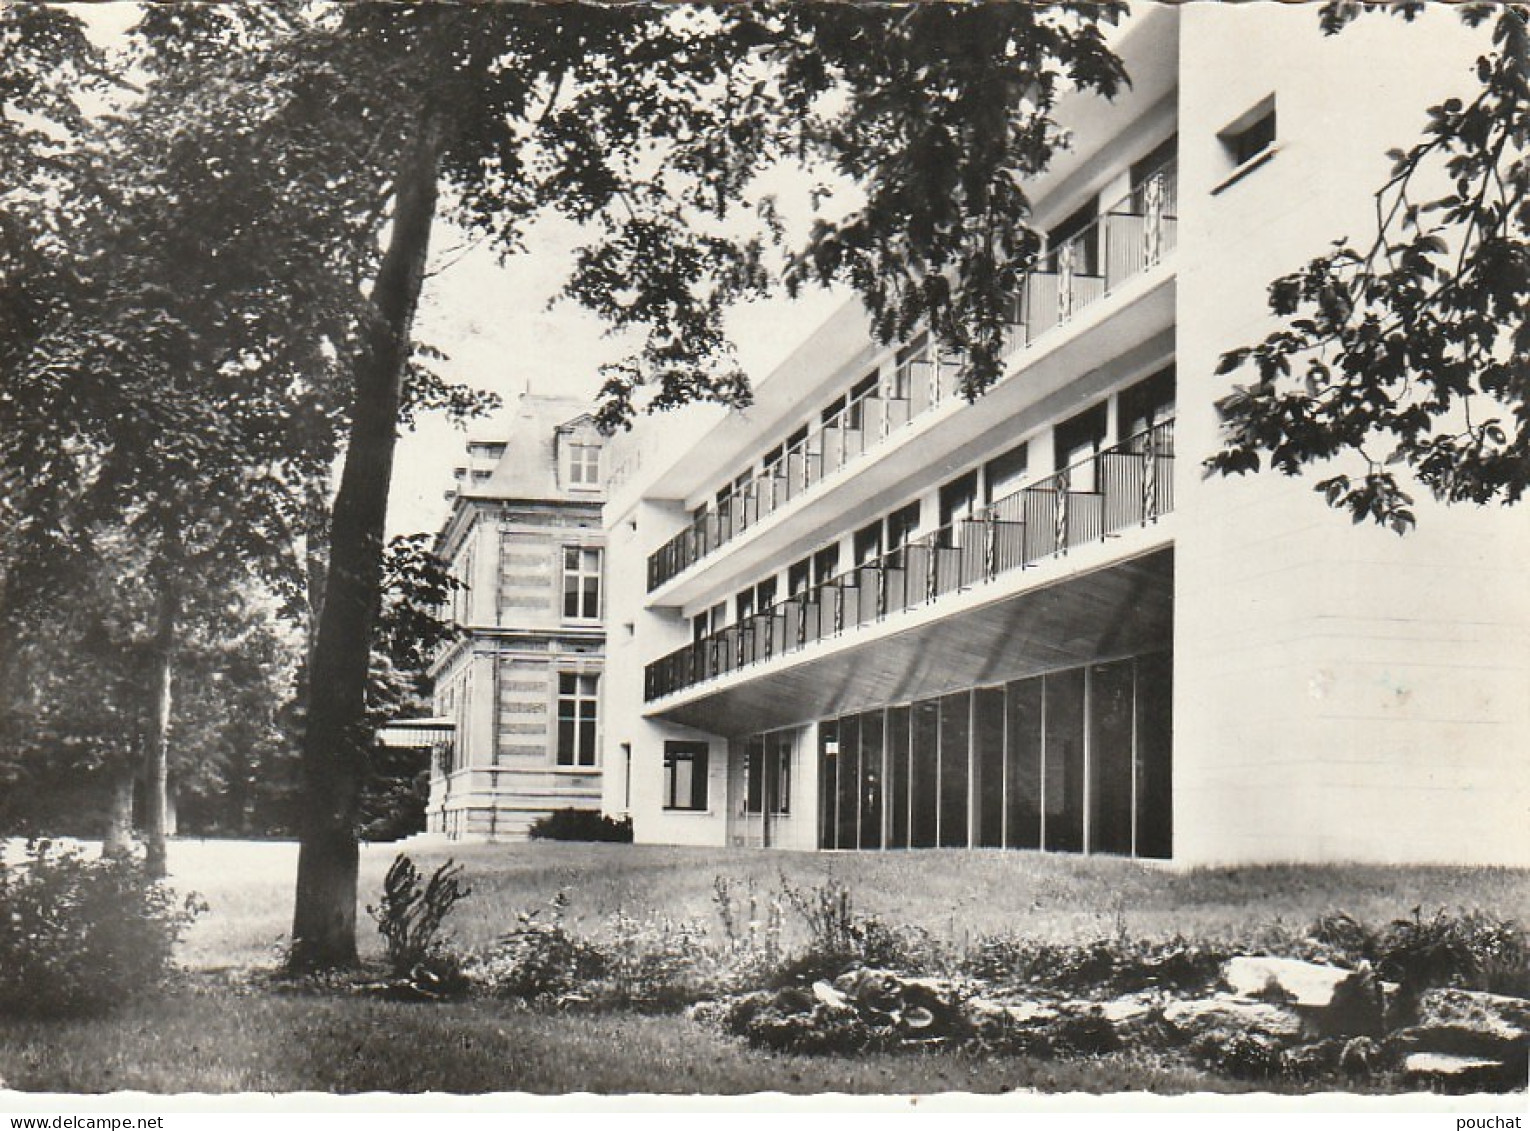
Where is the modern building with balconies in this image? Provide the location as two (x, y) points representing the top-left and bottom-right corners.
(599, 5), (1529, 866)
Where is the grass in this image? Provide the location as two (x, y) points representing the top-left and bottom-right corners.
(4, 838), (1528, 1095)
(0, 980), (1297, 1096)
(177, 839), (1530, 969)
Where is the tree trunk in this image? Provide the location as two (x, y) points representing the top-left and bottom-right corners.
(288, 123), (443, 973)
(144, 584), (177, 879)
(102, 763), (136, 858)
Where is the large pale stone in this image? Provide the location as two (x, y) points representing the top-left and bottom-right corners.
(1222, 955), (1384, 1036)
(1390, 985), (1530, 1085)
(1414, 988), (1530, 1050)
(1403, 1052), (1505, 1074)
(1400, 1051), (1525, 1093)
(1224, 956), (1358, 1007)
(1163, 994), (1305, 1043)
(1098, 992), (1165, 1024)
(968, 997), (1059, 1027)
(811, 980), (850, 1011)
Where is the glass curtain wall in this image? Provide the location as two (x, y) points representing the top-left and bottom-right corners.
(886, 706), (911, 849)
(813, 651), (1171, 858)
(973, 688), (1005, 847)
(858, 710), (884, 849)
(911, 700), (940, 847)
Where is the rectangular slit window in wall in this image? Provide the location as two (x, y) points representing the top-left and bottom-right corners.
(1215, 95), (1277, 193)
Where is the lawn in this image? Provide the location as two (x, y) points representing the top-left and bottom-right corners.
(174, 838), (1530, 969)
(3, 838), (1528, 1096)
(0, 986), (1246, 1096)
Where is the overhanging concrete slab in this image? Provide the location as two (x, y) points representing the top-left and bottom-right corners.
(651, 546), (1173, 737)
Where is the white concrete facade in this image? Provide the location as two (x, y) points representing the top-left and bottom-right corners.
(600, 6), (1529, 866)
(1171, 5), (1530, 866)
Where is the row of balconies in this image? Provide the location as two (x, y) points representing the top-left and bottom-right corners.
(644, 418), (1174, 702)
(646, 166), (1179, 594)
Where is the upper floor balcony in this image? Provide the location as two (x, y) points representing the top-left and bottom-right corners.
(644, 417), (1174, 703)
(645, 166), (1178, 595)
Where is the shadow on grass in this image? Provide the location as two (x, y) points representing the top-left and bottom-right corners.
(0, 983), (1316, 1096)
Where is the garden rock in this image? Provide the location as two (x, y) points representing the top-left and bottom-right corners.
(1163, 994), (1305, 1045)
(1097, 992), (1176, 1048)
(1386, 987), (1530, 1090)
(1399, 1051), (1526, 1094)
(700, 970), (986, 1054)
(1412, 987), (1530, 1052)
(1221, 955), (1384, 1037)
(968, 996), (1059, 1028)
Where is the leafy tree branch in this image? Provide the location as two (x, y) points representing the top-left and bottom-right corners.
(1208, 3), (1530, 532)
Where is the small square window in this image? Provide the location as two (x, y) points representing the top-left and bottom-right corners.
(1227, 110), (1275, 165)
(1217, 97), (1278, 192)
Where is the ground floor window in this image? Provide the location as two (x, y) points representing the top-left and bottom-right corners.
(556, 672), (599, 766)
(663, 741), (709, 810)
(817, 651), (1171, 858)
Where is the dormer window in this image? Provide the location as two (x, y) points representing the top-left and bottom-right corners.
(565, 439), (601, 489)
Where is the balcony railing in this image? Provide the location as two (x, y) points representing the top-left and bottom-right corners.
(645, 166), (1179, 593)
(644, 418), (1174, 702)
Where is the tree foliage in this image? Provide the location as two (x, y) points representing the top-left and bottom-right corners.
(1208, 3), (1530, 531)
(540, 3), (1130, 427)
(4, 1), (1135, 967)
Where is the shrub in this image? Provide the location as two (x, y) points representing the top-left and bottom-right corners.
(365, 854), (472, 999)
(1375, 908), (1530, 999)
(1196, 1030), (1287, 1080)
(0, 839), (202, 1017)
(963, 934), (1226, 997)
(596, 911), (716, 1009)
(774, 875), (944, 981)
(703, 987), (900, 1055)
(527, 808), (633, 843)
(1307, 911), (1380, 964)
(712, 876), (787, 983)
(470, 891), (607, 1002)
(367, 855), (470, 973)
(1301, 907), (1530, 1000)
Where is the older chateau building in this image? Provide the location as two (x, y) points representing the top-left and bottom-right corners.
(599, 5), (1529, 866)
(425, 394), (606, 839)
